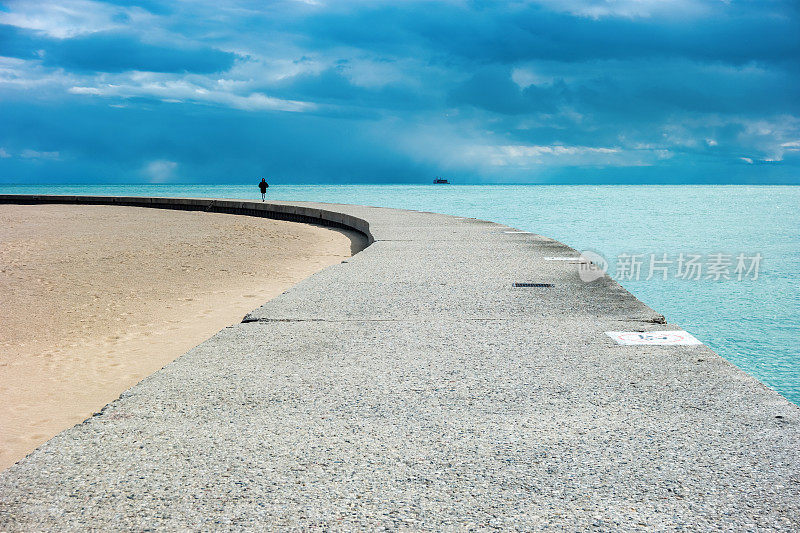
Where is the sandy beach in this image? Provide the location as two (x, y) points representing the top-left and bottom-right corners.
(0, 203), (363, 470)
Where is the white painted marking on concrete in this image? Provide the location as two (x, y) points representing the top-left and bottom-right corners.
(606, 331), (703, 346)
(544, 256), (587, 261)
(502, 230), (532, 234)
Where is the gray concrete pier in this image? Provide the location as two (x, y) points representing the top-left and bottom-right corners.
(1, 195), (799, 530)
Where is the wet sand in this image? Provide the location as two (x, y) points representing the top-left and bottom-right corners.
(0, 204), (363, 470)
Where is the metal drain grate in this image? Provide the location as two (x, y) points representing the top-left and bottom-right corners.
(513, 282), (553, 288)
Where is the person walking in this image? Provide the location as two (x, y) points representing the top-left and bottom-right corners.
(258, 178), (269, 201)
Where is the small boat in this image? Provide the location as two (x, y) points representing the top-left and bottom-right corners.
(433, 177), (450, 184)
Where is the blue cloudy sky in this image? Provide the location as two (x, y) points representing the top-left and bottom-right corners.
(0, 0), (798, 184)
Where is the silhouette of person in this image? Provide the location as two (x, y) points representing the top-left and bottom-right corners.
(259, 178), (269, 201)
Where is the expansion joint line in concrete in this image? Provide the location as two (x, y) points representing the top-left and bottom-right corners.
(240, 316), (534, 324)
(241, 315), (669, 325)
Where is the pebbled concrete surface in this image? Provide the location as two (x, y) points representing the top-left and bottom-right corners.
(1, 198), (799, 530)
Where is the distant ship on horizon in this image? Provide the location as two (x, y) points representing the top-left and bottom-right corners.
(433, 177), (450, 184)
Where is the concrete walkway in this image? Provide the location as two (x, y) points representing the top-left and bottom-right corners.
(1, 196), (799, 530)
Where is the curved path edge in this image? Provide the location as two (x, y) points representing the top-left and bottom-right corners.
(0, 194), (374, 244)
(1, 194), (798, 530)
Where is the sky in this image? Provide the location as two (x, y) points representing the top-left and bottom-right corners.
(0, 0), (798, 184)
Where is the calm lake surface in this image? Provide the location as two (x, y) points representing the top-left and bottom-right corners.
(3, 184), (798, 404)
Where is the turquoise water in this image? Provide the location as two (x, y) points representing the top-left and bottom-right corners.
(2, 184), (798, 404)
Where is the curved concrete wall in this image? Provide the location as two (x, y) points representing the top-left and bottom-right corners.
(0, 194), (373, 244)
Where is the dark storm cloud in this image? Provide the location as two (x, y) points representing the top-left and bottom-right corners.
(0, 99), (432, 182)
(0, 25), (236, 73)
(45, 33), (236, 73)
(0, 24), (40, 60)
(292, 2), (800, 66)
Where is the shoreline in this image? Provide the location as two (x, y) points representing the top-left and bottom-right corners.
(1, 195), (798, 529)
